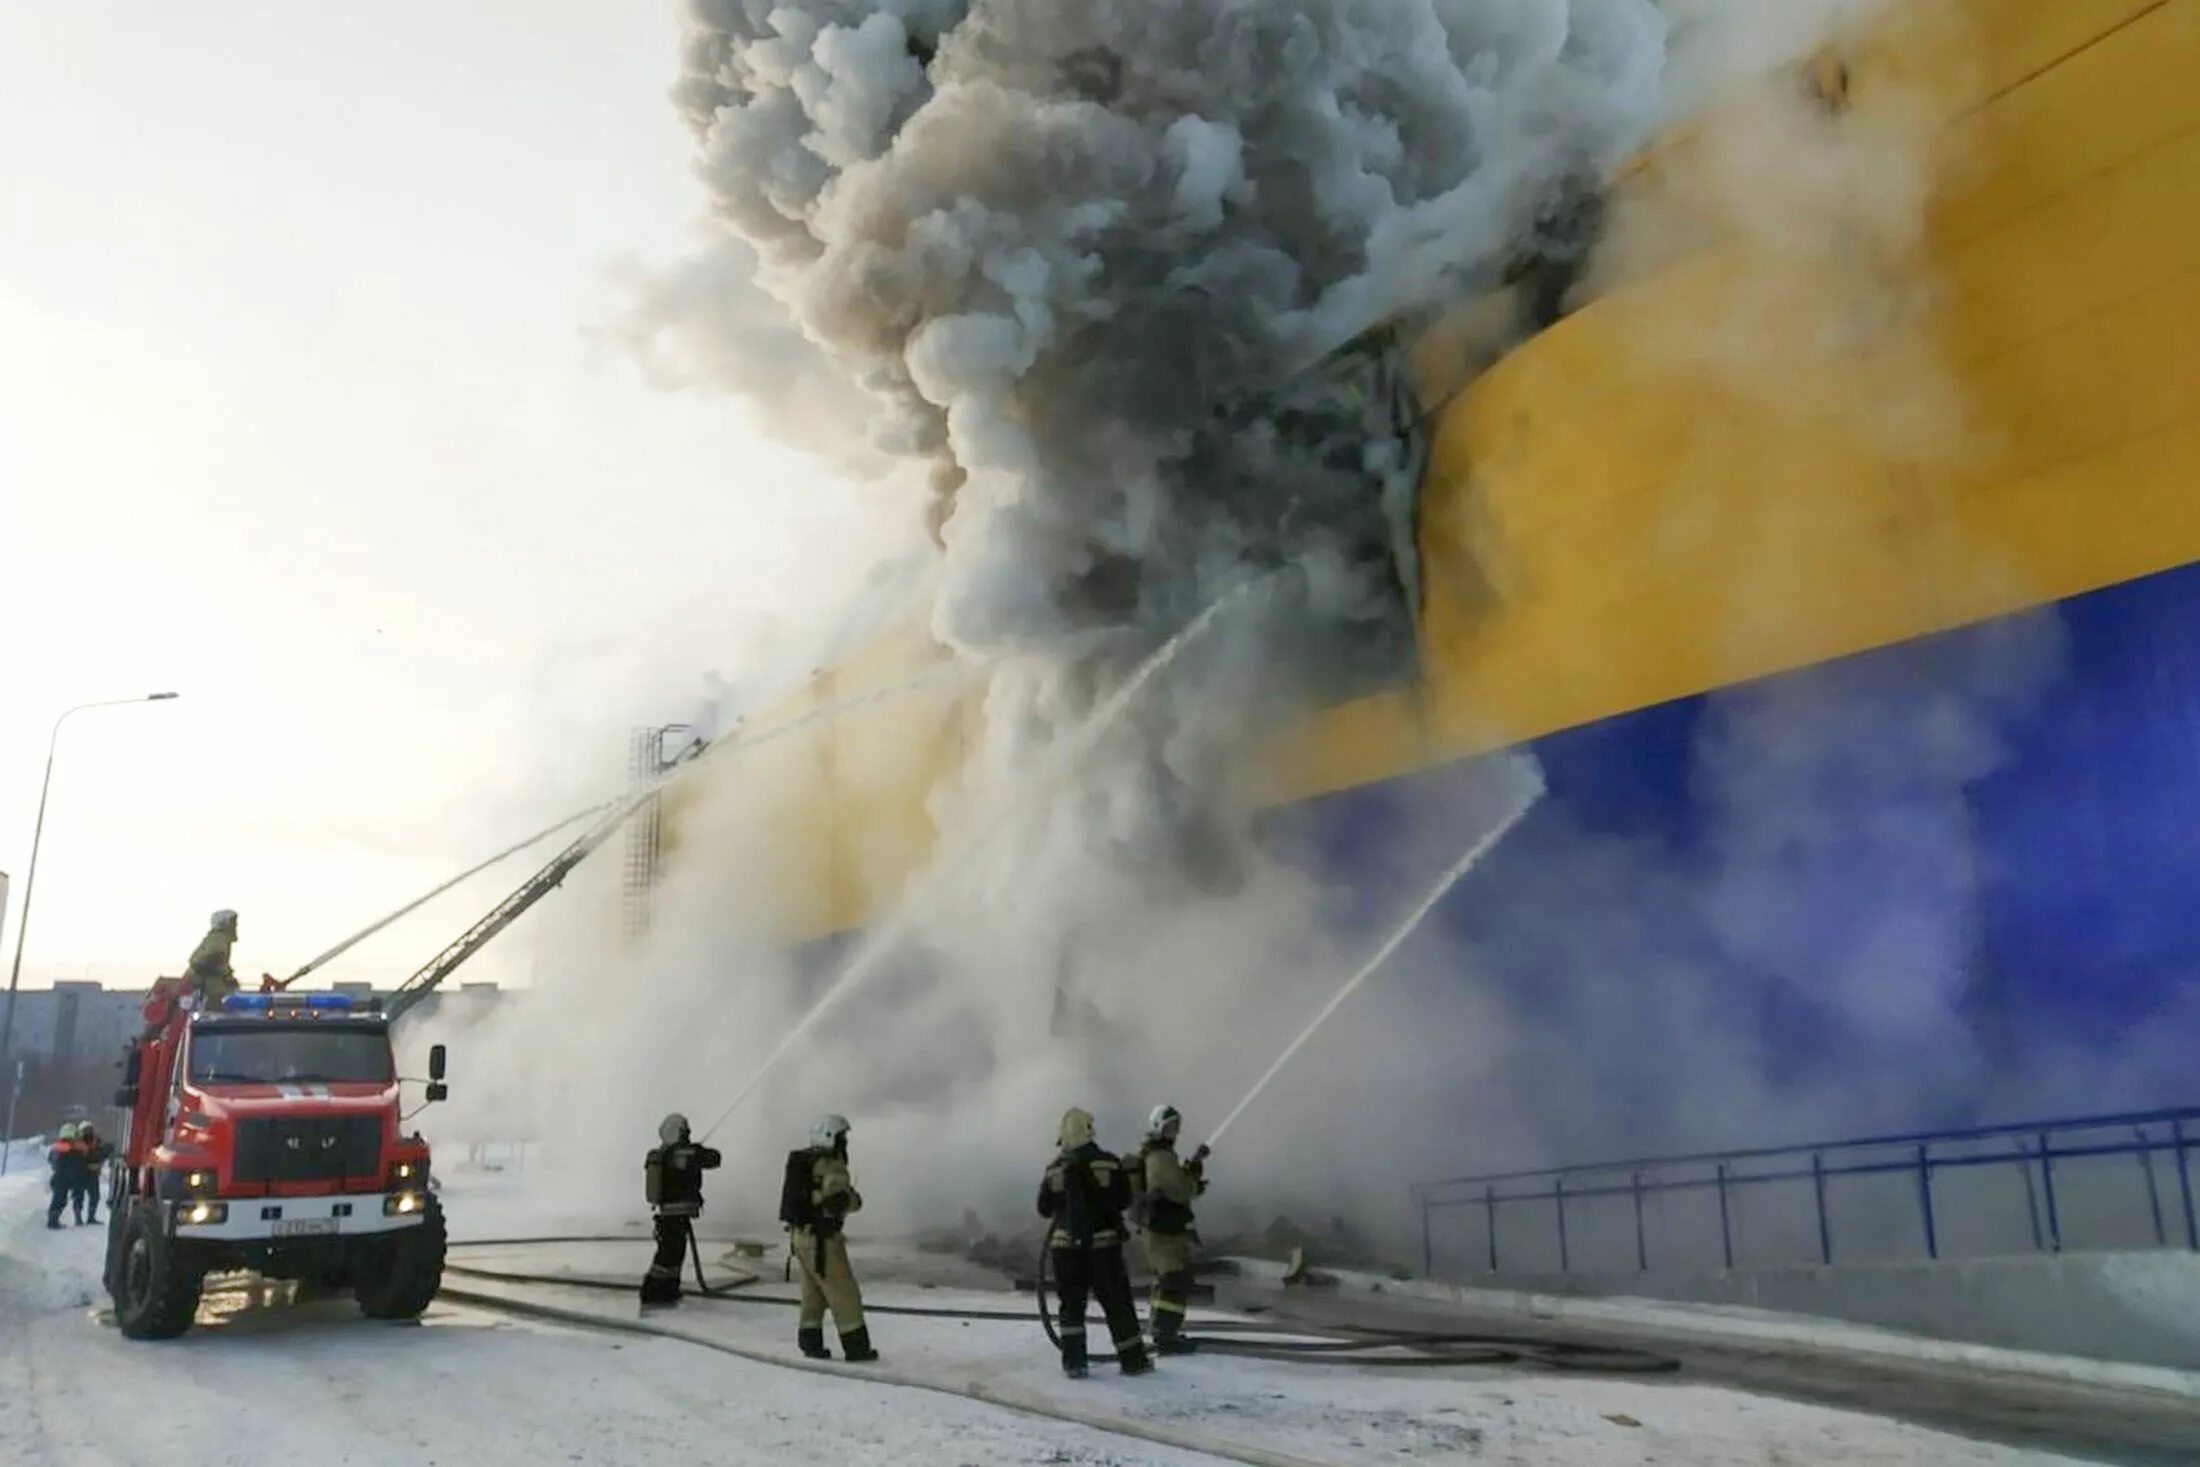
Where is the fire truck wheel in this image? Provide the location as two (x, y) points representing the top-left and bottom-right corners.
(114, 1201), (204, 1340)
(356, 1195), (446, 1319)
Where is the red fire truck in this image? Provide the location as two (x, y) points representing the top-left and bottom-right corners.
(103, 983), (449, 1339)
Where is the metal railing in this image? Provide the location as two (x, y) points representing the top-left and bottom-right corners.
(1412, 1106), (2200, 1279)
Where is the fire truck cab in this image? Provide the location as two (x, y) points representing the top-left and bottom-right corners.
(103, 982), (449, 1339)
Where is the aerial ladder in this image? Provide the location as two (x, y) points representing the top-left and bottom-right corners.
(382, 735), (707, 1023)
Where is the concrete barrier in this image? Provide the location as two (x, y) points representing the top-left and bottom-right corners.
(1454, 1249), (2200, 1370)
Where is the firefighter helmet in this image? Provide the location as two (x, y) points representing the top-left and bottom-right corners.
(1145, 1104), (1182, 1142)
(1058, 1107), (1095, 1150)
(811, 1113), (851, 1152)
(658, 1113), (690, 1146)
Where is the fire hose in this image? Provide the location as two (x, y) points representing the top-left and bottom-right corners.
(1028, 1242), (1674, 1373)
(440, 1238), (1677, 1374)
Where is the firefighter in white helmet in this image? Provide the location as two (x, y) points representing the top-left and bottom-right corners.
(1038, 1107), (1153, 1378)
(779, 1113), (876, 1361)
(1136, 1104), (1208, 1354)
(185, 910), (242, 1006)
(640, 1113), (720, 1306)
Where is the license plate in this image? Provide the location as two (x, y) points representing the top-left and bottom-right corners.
(272, 1218), (338, 1238)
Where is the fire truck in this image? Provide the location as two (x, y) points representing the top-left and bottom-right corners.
(90, 759), (698, 1340)
(102, 983), (449, 1339)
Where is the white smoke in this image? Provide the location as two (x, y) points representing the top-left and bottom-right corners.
(466, 0), (2105, 1268)
(634, 0), (1689, 979)
(664, 0), (1671, 668)
(596, 232), (899, 479)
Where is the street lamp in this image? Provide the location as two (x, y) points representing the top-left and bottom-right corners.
(0, 692), (179, 1165)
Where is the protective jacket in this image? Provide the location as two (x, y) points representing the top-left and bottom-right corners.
(1137, 1140), (1205, 1236)
(47, 1137), (87, 1189)
(794, 1148), (862, 1232)
(1038, 1142), (1133, 1250)
(186, 927), (239, 1003)
(644, 1140), (721, 1218)
(787, 1147), (869, 1355)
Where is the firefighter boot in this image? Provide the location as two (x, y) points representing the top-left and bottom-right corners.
(797, 1324), (830, 1359)
(1119, 1340), (1156, 1377)
(840, 1326), (879, 1363)
(1152, 1307), (1196, 1355)
(1060, 1327), (1089, 1379)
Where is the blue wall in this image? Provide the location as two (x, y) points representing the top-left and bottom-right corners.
(1278, 560), (2200, 1143)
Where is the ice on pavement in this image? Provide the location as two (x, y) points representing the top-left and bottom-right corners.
(2, 1171), (2102, 1465)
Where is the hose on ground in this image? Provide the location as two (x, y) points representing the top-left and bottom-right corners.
(1030, 1241), (1676, 1374)
(444, 1236), (1677, 1373)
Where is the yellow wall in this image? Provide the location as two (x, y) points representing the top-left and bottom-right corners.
(1271, 0), (2200, 798)
(666, 0), (2200, 942)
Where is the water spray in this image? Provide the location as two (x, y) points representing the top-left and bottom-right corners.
(698, 578), (1275, 1143)
(291, 663), (978, 1010)
(276, 803), (614, 988)
(1201, 765), (1546, 1155)
(726, 662), (972, 758)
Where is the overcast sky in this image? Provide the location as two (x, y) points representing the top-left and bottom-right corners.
(0, 2), (877, 990)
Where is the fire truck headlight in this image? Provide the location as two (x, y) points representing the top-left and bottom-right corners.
(181, 1201), (228, 1226)
(383, 1191), (423, 1217)
(185, 1170), (212, 1193)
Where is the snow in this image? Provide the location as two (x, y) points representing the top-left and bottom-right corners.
(0, 1170), (2112, 1465)
(1230, 1259), (2200, 1405)
(2, 1138), (50, 1174)
(436, 1227), (2109, 1464)
(0, 1174), (1222, 1467)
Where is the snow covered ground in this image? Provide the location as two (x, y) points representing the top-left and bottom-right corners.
(0, 1170), (2117, 1465)
(2, 1138), (50, 1174)
(0, 1172), (1220, 1467)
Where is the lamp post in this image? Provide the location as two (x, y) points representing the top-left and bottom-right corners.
(0, 693), (179, 1164)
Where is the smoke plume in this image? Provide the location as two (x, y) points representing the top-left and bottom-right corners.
(665, 0), (1668, 671)
(433, 0), (2134, 1268)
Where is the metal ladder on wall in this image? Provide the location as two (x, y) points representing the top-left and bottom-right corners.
(622, 727), (664, 942)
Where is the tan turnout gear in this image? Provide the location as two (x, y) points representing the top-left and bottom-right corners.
(1144, 1228), (1196, 1277)
(789, 1145), (874, 1360)
(1138, 1113), (1207, 1354)
(185, 919), (240, 1005)
(793, 1233), (865, 1334)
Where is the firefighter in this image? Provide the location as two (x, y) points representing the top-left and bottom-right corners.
(185, 909), (242, 1006)
(1137, 1104), (1208, 1354)
(639, 1112), (720, 1306)
(46, 1123), (85, 1230)
(73, 1123), (111, 1226)
(1038, 1107), (1153, 1379)
(781, 1113), (876, 1361)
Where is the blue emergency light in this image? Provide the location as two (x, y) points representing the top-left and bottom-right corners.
(221, 992), (354, 1013)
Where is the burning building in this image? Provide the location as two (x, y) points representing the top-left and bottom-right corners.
(634, 0), (2200, 1178)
